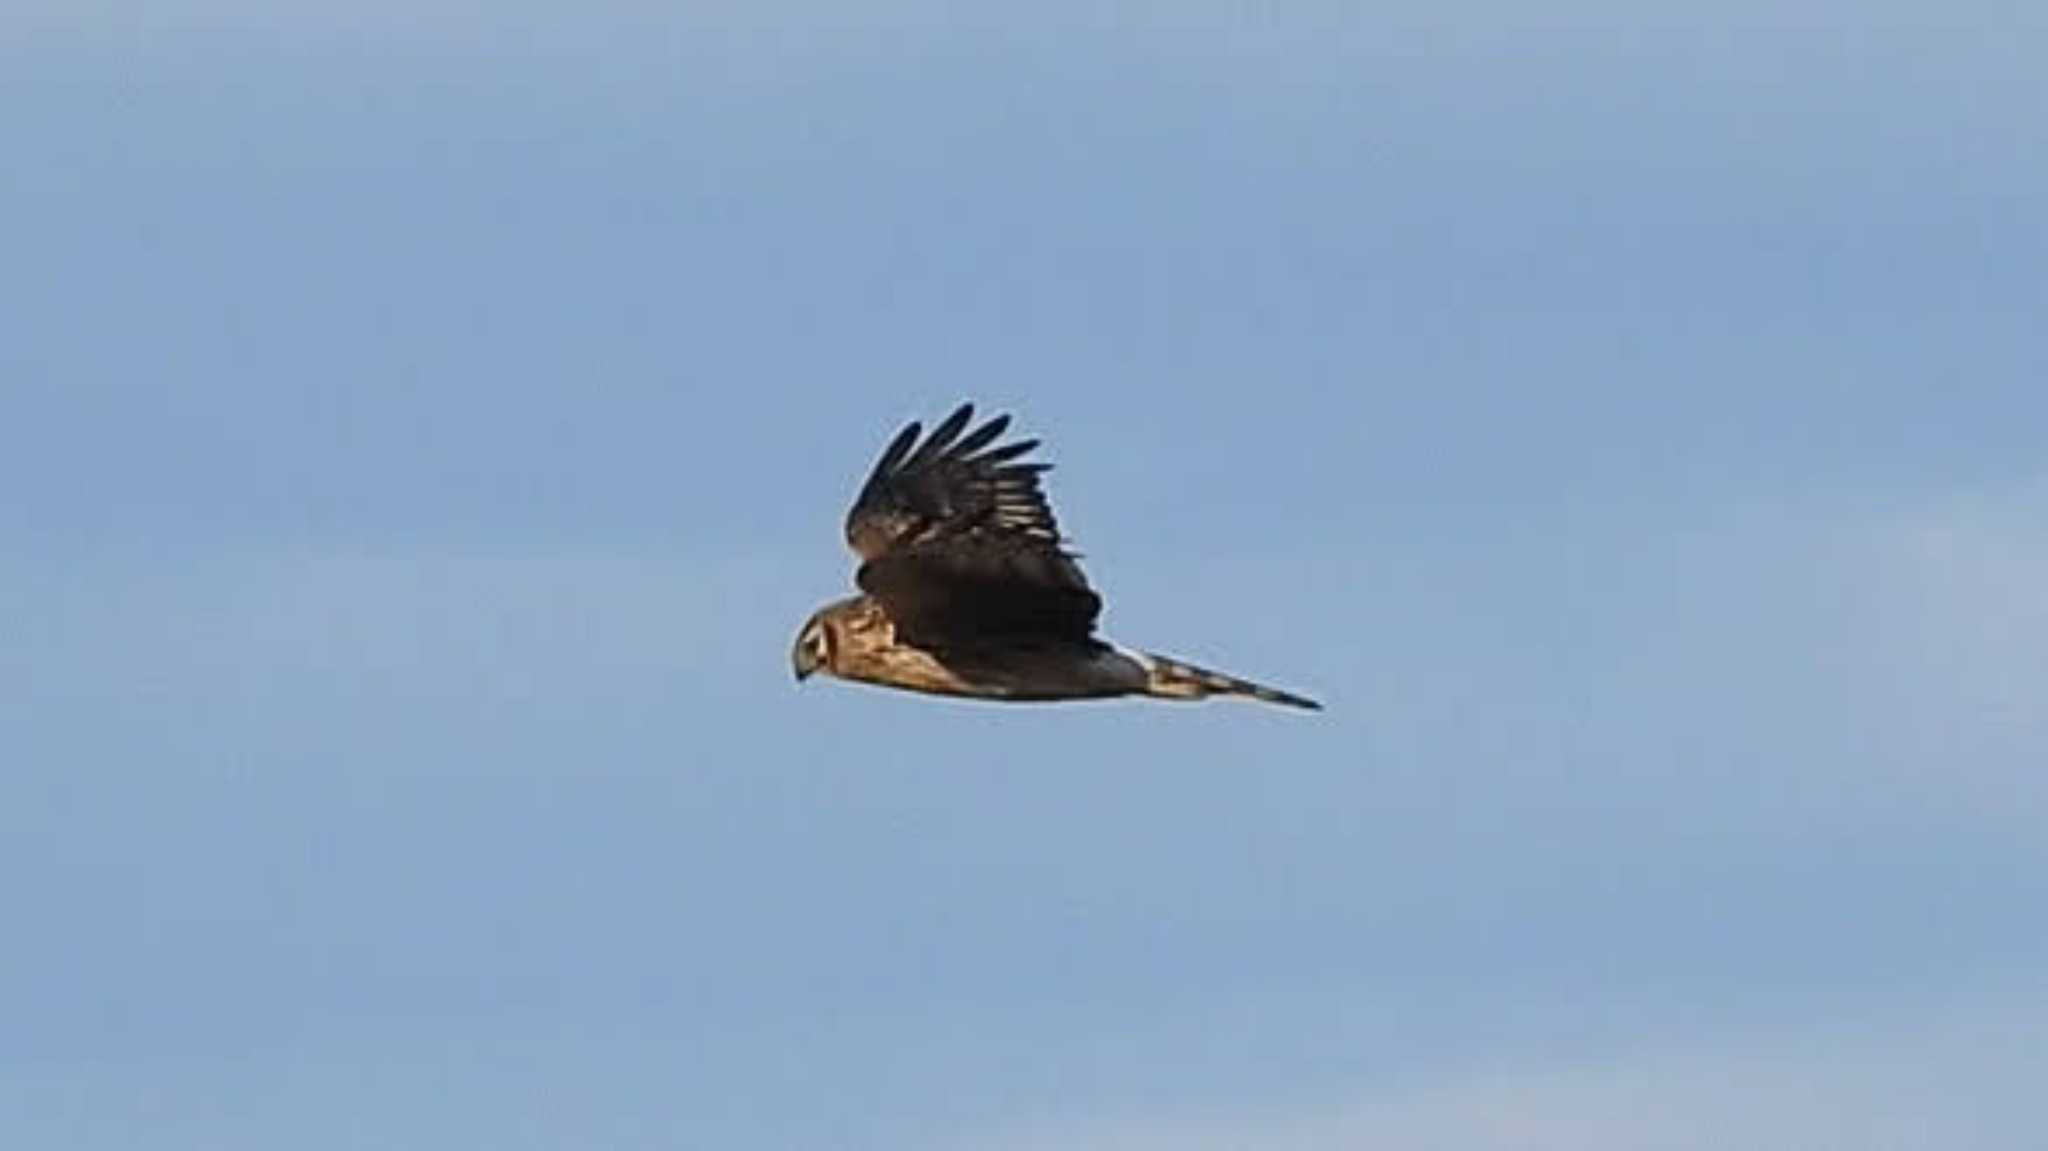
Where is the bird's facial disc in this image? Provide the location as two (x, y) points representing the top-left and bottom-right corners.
(791, 618), (830, 682)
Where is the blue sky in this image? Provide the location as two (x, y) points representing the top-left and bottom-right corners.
(5, 4), (2045, 1148)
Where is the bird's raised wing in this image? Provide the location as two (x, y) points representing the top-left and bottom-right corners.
(845, 403), (1100, 643)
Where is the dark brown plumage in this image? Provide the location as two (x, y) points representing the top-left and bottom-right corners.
(792, 403), (1318, 710)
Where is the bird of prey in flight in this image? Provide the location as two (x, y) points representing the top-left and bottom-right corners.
(792, 403), (1319, 710)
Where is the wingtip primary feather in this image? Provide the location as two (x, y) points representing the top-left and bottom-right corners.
(952, 412), (1011, 458)
(903, 404), (975, 468)
(871, 420), (921, 478)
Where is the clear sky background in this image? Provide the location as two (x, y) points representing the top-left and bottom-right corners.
(5, 4), (2045, 1148)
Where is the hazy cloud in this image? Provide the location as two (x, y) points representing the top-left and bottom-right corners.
(967, 977), (2048, 1151)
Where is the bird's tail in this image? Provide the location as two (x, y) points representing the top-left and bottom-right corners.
(1139, 651), (1321, 711)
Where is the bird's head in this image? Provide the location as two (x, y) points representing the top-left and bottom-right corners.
(791, 609), (833, 683)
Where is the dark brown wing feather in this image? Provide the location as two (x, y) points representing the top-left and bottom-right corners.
(845, 403), (1100, 644)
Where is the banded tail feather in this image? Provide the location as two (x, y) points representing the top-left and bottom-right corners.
(1139, 651), (1321, 711)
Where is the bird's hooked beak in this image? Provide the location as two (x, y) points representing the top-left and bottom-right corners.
(792, 623), (825, 683)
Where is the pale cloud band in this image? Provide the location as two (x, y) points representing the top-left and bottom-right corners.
(969, 975), (2048, 1151)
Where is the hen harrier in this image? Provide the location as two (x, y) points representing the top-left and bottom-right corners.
(792, 403), (1319, 710)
